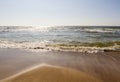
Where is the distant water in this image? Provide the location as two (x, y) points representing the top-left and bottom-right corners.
(0, 26), (120, 53)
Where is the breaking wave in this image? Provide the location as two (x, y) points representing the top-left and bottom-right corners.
(0, 26), (120, 53)
(0, 40), (120, 53)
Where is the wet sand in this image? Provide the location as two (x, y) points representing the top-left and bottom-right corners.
(2, 64), (102, 82)
(0, 48), (120, 82)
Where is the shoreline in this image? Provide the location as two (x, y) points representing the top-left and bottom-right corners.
(0, 48), (120, 82)
(0, 40), (120, 53)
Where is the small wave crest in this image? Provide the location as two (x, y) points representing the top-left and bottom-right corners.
(0, 40), (48, 49)
(81, 29), (120, 33)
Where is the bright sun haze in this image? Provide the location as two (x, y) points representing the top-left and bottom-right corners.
(0, 0), (120, 26)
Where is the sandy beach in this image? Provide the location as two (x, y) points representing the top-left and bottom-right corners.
(0, 48), (120, 82)
(2, 64), (102, 82)
(0, 0), (120, 81)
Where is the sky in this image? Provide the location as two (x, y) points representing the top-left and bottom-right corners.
(0, 0), (120, 26)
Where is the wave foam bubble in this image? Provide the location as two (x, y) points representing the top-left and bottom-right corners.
(0, 40), (120, 53)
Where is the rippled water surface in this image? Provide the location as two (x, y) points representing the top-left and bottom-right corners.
(0, 26), (120, 43)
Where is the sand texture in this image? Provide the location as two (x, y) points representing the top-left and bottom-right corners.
(2, 65), (102, 82)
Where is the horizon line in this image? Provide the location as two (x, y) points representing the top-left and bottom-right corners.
(0, 25), (120, 27)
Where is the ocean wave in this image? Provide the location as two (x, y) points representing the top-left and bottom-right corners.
(0, 40), (120, 53)
(1, 26), (120, 33)
(0, 26), (120, 53)
(81, 29), (120, 33)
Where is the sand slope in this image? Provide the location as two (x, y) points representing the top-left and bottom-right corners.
(2, 65), (102, 82)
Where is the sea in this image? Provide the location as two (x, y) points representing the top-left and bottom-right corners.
(0, 26), (120, 53)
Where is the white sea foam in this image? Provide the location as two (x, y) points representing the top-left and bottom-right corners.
(0, 40), (47, 49)
(83, 29), (120, 33)
(0, 26), (120, 53)
(0, 40), (119, 53)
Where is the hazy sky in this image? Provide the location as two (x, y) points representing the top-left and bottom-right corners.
(0, 0), (120, 26)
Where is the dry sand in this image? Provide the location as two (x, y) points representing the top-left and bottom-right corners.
(2, 64), (102, 82)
